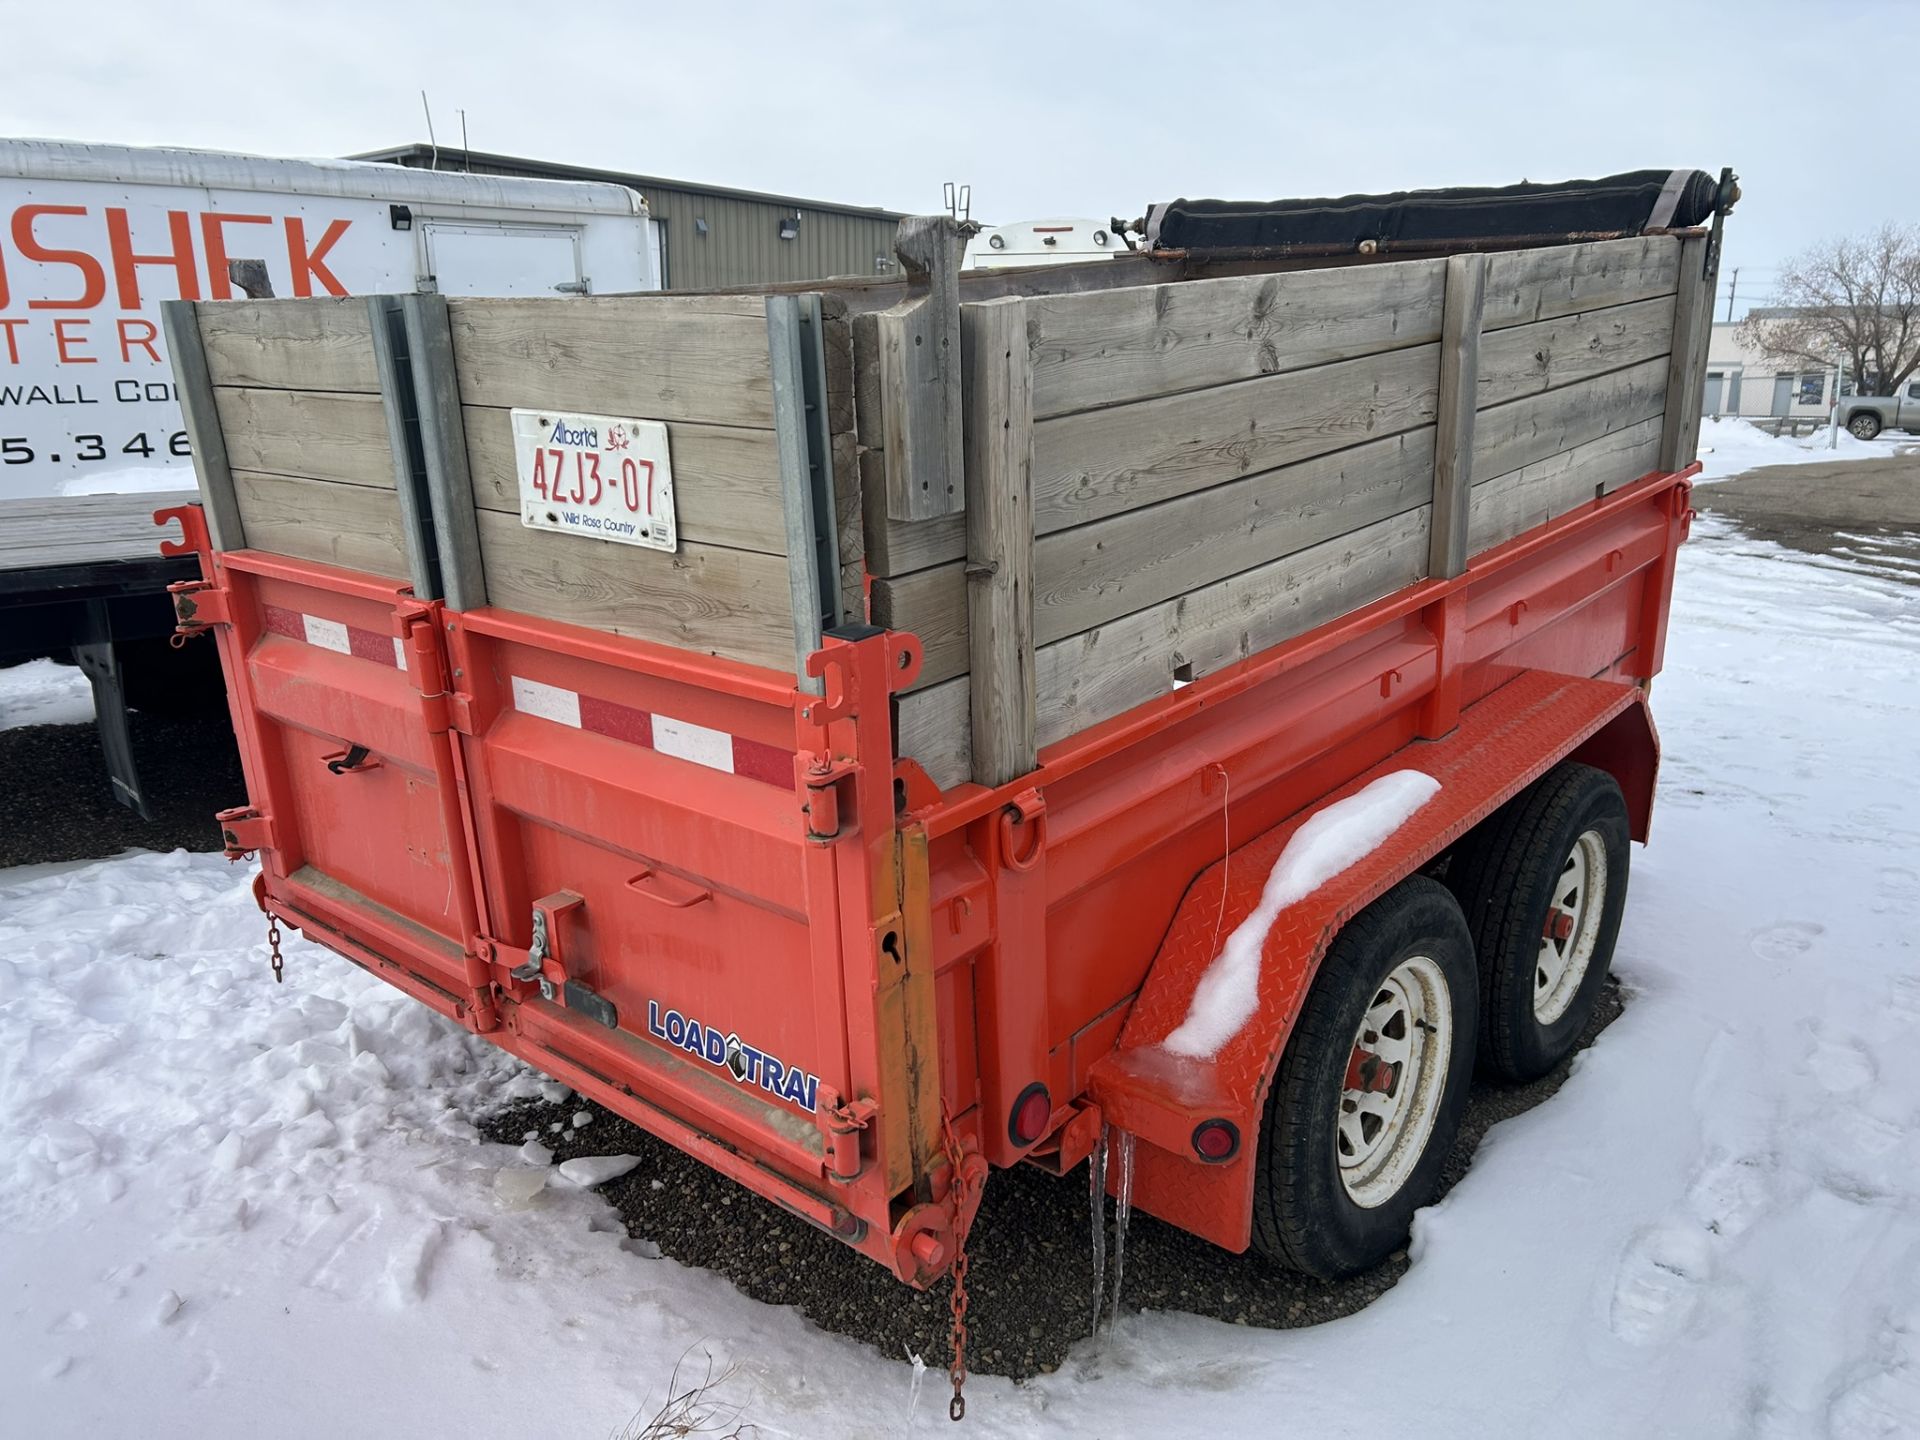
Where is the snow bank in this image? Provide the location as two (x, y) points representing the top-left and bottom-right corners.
(0, 658), (95, 730)
(1162, 770), (1441, 1059)
(1694, 416), (1897, 484)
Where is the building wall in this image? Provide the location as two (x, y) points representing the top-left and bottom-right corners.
(638, 182), (898, 291)
(1703, 321), (1838, 420)
(361, 146), (903, 291)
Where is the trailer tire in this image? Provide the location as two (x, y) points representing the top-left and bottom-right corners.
(1448, 762), (1630, 1083)
(1251, 875), (1476, 1279)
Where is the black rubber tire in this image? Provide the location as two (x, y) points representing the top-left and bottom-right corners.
(1446, 762), (1630, 1084)
(1848, 412), (1883, 441)
(1251, 875), (1477, 1279)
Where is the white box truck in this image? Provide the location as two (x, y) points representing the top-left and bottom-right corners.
(0, 139), (659, 813)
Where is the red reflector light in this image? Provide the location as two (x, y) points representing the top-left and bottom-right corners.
(1192, 1118), (1240, 1163)
(1009, 1083), (1051, 1146)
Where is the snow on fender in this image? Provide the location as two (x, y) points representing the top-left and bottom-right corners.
(1162, 770), (1442, 1059)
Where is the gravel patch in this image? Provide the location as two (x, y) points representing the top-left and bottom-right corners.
(0, 708), (242, 868)
(480, 980), (1624, 1380)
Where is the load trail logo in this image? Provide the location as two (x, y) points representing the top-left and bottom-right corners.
(646, 1000), (819, 1113)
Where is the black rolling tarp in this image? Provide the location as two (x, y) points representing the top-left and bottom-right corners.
(1145, 169), (1721, 254)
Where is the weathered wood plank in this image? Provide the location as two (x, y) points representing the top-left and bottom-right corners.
(961, 297), (1037, 784)
(161, 300), (244, 550)
(1031, 342), (1440, 533)
(1469, 415), (1664, 553)
(231, 471), (407, 577)
(1472, 355), (1669, 488)
(863, 449), (967, 576)
(462, 405), (789, 555)
(446, 296), (777, 429)
(472, 509), (794, 669)
(877, 217), (969, 522)
(1477, 294), (1676, 410)
(896, 504), (1433, 788)
(197, 298), (380, 393)
(1033, 505), (1431, 749)
(0, 492), (194, 570)
(1429, 254), (1487, 581)
(878, 426), (1437, 690)
(1659, 233), (1713, 472)
(213, 386), (395, 488)
(1027, 257), (1446, 420)
(1480, 236), (1680, 332)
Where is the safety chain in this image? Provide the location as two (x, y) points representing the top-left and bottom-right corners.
(940, 1111), (976, 1422)
(266, 914), (284, 985)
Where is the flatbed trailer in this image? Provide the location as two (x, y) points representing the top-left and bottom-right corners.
(158, 168), (1731, 1411)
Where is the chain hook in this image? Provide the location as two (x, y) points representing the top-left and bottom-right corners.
(266, 914), (284, 984)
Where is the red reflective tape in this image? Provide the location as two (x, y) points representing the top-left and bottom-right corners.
(262, 604), (304, 640)
(346, 624), (399, 667)
(509, 675), (794, 789)
(731, 735), (794, 788)
(579, 693), (653, 747)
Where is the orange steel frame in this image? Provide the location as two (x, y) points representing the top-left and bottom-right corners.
(159, 460), (1695, 1286)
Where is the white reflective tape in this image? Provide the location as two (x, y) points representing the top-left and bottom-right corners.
(511, 676), (582, 728)
(302, 615), (351, 655)
(392, 638), (408, 670)
(652, 714), (734, 773)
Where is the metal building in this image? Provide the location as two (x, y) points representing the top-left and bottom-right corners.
(352, 145), (906, 291)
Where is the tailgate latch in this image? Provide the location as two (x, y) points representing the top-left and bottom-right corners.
(500, 891), (619, 1031)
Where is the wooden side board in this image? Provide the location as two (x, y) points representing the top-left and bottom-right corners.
(896, 505), (1433, 788)
(197, 297), (381, 393)
(1468, 414), (1664, 553)
(446, 295), (778, 430)
(213, 386), (394, 488)
(462, 405), (789, 555)
(1471, 355), (1670, 487)
(1476, 295), (1676, 409)
(1479, 236), (1680, 332)
(1026, 258), (1446, 419)
(473, 509), (795, 670)
(874, 428), (1435, 688)
(1030, 342), (1441, 534)
(232, 471), (408, 578)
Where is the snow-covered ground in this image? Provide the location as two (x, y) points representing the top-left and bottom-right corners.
(1695, 415), (1914, 484)
(4, 483), (1919, 1436)
(0, 657), (96, 730)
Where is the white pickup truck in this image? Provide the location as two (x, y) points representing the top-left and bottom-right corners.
(1836, 382), (1920, 439)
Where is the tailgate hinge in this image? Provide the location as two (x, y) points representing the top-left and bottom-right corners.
(215, 804), (274, 861)
(816, 1085), (881, 1181)
(802, 754), (861, 842)
(169, 579), (233, 639)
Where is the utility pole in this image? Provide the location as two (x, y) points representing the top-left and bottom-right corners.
(1725, 267), (1739, 322)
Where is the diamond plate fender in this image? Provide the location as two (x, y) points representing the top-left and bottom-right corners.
(1087, 670), (1647, 1252)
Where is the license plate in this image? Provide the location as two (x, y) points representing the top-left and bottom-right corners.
(512, 408), (676, 552)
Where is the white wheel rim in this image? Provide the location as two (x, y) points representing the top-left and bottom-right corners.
(1337, 953), (1453, 1209)
(1534, 830), (1607, 1025)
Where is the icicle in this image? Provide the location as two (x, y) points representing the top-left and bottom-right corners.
(1107, 1130), (1136, 1338)
(1088, 1121), (1109, 1337)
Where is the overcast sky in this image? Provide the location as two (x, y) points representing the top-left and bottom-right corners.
(6, 0), (1914, 311)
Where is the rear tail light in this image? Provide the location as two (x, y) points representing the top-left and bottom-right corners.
(1192, 1118), (1240, 1163)
(1009, 1083), (1052, 1146)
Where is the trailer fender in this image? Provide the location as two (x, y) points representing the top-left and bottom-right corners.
(1087, 671), (1647, 1253)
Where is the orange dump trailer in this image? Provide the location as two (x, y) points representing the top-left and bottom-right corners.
(160, 168), (1732, 1412)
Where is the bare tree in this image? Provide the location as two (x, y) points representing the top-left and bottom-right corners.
(1738, 224), (1920, 396)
